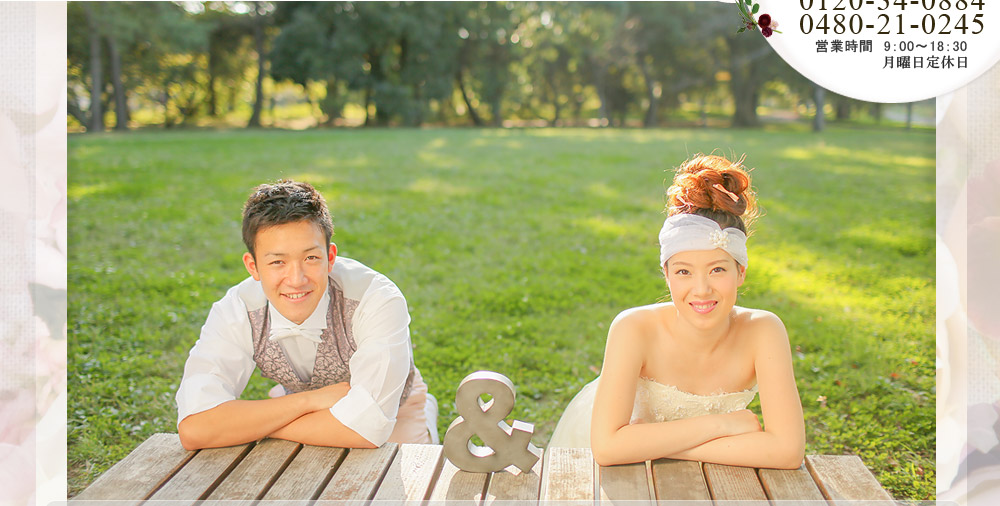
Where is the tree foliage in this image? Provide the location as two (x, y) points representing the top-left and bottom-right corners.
(68, 1), (874, 131)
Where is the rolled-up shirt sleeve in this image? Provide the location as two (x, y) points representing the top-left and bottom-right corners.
(329, 279), (413, 446)
(175, 286), (256, 426)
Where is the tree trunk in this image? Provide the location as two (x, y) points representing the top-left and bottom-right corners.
(160, 90), (173, 128)
(906, 102), (913, 130)
(726, 37), (764, 128)
(106, 35), (129, 131)
(872, 103), (882, 124)
(490, 92), (503, 127)
(551, 91), (561, 127)
(572, 93), (584, 122)
(368, 48), (389, 126)
(363, 84), (372, 127)
(178, 87), (199, 125)
(319, 78), (342, 125)
(399, 36), (422, 127)
(835, 100), (851, 121)
(590, 59), (610, 127)
(226, 84), (236, 113)
(542, 64), (559, 126)
(813, 85), (825, 132)
(455, 69), (483, 126)
(207, 49), (218, 117)
(700, 96), (708, 128)
(411, 85), (424, 127)
(730, 84), (759, 127)
(638, 53), (657, 128)
(247, 5), (266, 128)
(67, 99), (88, 126)
(83, 4), (104, 133)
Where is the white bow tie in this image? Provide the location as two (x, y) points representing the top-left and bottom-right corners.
(268, 326), (324, 344)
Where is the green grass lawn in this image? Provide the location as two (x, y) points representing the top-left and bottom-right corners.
(68, 125), (935, 499)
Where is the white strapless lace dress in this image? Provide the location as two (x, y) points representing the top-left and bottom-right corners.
(548, 376), (758, 448)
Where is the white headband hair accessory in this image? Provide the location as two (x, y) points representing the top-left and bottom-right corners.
(658, 213), (748, 268)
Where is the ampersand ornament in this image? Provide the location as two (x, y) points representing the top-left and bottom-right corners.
(443, 371), (542, 474)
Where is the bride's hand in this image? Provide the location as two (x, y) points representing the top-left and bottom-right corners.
(725, 409), (763, 435)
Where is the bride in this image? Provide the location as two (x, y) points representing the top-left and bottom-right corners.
(549, 154), (805, 469)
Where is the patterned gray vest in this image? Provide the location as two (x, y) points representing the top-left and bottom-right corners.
(246, 273), (415, 404)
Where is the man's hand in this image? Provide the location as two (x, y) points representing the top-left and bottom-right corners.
(304, 382), (351, 411)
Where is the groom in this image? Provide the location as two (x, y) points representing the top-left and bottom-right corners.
(175, 180), (436, 450)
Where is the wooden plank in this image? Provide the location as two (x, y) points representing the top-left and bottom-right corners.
(597, 461), (651, 504)
(317, 443), (398, 502)
(426, 456), (489, 505)
(372, 444), (444, 502)
(805, 455), (894, 504)
(262, 445), (347, 501)
(482, 448), (544, 505)
(73, 433), (195, 502)
(148, 443), (252, 501)
(759, 464), (826, 504)
(703, 463), (768, 506)
(206, 438), (300, 501)
(650, 459), (711, 501)
(539, 447), (594, 503)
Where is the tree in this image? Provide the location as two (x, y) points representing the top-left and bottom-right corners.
(201, 5), (255, 119)
(67, 1), (873, 131)
(270, 2), (345, 123)
(69, 2), (211, 130)
(519, 8), (574, 126)
(813, 84), (825, 132)
(385, 2), (463, 126)
(571, 2), (628, 126)
(272, 2), (462, 127)
(450, 2), (525, 127)
(626, 2), (722, 127)
(247, 2), (274, 128)
(725, 35), (770, 127)
(96, 2), (159, 131)
(80, 3), (104, 132)
(721, 4), (801, 129)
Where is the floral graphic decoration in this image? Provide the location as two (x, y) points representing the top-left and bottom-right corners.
(736, 0), (780, 37)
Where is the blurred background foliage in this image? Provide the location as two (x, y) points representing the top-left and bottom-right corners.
(68, 1), (933, 132)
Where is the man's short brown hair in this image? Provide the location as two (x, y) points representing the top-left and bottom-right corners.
(242, 180), (334, 258)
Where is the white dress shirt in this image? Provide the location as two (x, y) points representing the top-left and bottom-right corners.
(267, 290), (330, 382)
(175, 257), (415, 446)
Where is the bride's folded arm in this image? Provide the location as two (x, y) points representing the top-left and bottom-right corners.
(666, 314), (806, 469)
(589, 312), (756, 466)
(592, 411), (757, 466)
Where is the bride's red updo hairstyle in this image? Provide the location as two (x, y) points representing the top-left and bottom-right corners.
(666, 154), (759, 235)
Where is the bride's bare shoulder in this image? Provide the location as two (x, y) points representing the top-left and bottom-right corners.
(607, 303), (671, 343)
(735, 306), (789, 345)
(612, 302), (671, 325)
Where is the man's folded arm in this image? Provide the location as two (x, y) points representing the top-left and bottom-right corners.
(267, 400), (377, 448)
(177, 291), (288, 450)
(335, 286), (415, 445)
(179, 394), (319, 450)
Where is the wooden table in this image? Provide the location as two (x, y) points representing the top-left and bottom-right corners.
(73, 434), (894, 504)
